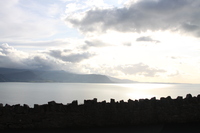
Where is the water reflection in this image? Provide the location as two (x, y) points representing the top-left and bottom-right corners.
(117, 83), (173, 89)
(117, 83), (173, 100)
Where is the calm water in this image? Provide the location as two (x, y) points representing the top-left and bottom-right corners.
(0, 82), (199, 107)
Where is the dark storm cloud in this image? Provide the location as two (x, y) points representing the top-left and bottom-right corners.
(66, 0), (200, 37)
(117, 63), (166, 77)
(136, 36), (160, 43)
(47, 49), (95, 63)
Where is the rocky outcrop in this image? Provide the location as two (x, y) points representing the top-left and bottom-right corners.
(0, 94), (200, 130)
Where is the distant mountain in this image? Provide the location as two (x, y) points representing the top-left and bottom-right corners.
(72, 74), (113, 83)
(0, 74), (8, 82)
(5, 70), (41, 82)
(108, 76), (137, 83)
(0, 68), (115, 83)
(0, 68), (27, 74)
(0, 68), (137, 83)
(37, 70), (113, 83)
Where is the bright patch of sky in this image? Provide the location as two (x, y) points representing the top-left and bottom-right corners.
(0, 0), (200, 83)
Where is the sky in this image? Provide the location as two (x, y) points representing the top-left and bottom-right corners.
(0, 0), (200, 83)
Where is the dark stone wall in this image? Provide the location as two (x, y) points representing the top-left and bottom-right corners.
(0, 94), (200, 130)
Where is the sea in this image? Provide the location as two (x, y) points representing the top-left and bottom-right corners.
(0, 82), (199, 107)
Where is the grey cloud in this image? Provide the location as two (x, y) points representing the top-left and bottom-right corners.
(170, 56), (177, 59)
(117, 63), (166, 77)
(62, 53), (94, 62)
(83, 39), (130, 49)
(0, 54), (22, 69)
(182, 23), (199, 32)
(24, 56), (60, 70)
(48, 49), (95, 63)
(136, 36), (153, 42)
(0, 43), (27, 68)
(0, 44), (34, 69)
(181, 23), (200, 36)
(82, 39), (110, 49)
(85, 40), (106, 47)
(48, 49), (62, 57)
(66, 0), (200, 37)
(136, 36), (160, 43)
(123, 42), (132, 46)
(0, 43), (79, 71)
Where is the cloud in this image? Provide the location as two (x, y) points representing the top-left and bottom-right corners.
(167, 55), (189, 60)
(123, 42), (132, 46)
(65, 0), (200, 37)
(61, 52), (94, 62)
(0, 44), (182, 80)
(0, 43), (96, 72)
(81, 39), (110, 49)
(0, 43), (30, 69)
(168, 70), (180, 77)
(0, 43), (87, 71)
(0, 40), (70, 48)
(182, 23), (199, 32)
(64, 0), (111, 14)
(170, 56), (178, 60)
(116, 63), (166, 77)
(78, 62), (168, 78)
(0, 0), (62, 41)
(24, 56), (61, 70)
(136, 36), (160, 43)
(47, 49), (95, 63)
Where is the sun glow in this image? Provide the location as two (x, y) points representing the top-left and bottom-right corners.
(118, 83), (172, 89)
(117, 83), (173, 100)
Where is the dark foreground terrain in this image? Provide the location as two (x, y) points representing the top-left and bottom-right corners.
(2, 123), (200, 133)
(0, 94), (200, 132)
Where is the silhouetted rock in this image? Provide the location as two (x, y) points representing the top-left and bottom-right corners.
(186, 94), (192, 99)
(0, 94), (200, 130)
